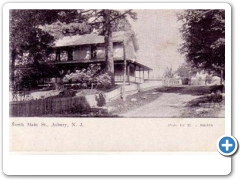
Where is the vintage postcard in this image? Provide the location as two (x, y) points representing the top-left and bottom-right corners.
(3, 2), (231, 175)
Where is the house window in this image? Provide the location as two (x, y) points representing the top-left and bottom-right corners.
(91, 45), (97, 59)
(48, 53), (56, 61)
(60, 51), (68, 61)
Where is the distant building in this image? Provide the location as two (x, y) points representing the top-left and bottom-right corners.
(190, 71), (222, 86)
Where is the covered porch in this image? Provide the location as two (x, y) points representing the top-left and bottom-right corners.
(48, 59), (152, 85)
(114, 60), (152, 84)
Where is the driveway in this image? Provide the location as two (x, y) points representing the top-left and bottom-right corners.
(120, 93), (199, 118)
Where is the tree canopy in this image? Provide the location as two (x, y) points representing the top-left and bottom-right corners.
(178, 10), (225, 82)
(10, 10), (62, 89)
(176, 62), (197, 78)
(163, 66), (174, 78)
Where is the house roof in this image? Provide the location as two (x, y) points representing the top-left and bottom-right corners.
(53, 31), (139, 50)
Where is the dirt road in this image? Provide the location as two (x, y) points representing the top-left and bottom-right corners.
(120, 93), (198, 118)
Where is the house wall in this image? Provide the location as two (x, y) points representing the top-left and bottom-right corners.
(72, 44), (124, 61)
(58, 40), (136, 61)
(125, 41), (136, 61)
(96, 43), (125, 59)
(112, 42), (136, 60)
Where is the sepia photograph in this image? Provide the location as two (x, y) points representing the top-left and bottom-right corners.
(9, 9), (225, 118)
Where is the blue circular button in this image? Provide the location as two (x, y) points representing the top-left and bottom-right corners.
(217, 135), (238, 156)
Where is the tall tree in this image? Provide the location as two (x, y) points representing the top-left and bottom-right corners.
(163, 66), (174, 78)
(78, 9), (137, 85)
(178, 10), (225, 84)
(176, 62), (197, 78)
(90, 9), (137, 85)
(10, 10), (59, 88)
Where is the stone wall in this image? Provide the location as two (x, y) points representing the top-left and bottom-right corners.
(76, 81), (163, 107)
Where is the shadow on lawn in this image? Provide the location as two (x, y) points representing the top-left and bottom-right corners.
(155, 85), (224, 96)
(186, 93), (223, 107)
(156, 85), (225, 113)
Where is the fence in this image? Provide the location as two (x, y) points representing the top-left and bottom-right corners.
(10, 81), (164, 117)
(115, 75), (145, 83)
(10, 96), (90, 117)
(163, 78), (182, 86)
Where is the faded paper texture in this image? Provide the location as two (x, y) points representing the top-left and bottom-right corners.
(10, 118), (224, 153)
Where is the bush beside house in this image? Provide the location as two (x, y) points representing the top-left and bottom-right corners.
(62, 64), (113, 90)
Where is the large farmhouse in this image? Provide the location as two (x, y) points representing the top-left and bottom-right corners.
(46, 31), (152, 85)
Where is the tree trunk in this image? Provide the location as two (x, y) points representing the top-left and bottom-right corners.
(10, 49), (16, 90)
(105, 30), (114, 73)
(103, 9), (115, 85)
(212, 64), (224, 85)
(220, 69), (223, 85)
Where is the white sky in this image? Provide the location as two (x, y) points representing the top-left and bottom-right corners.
(129, 10), (185, 78)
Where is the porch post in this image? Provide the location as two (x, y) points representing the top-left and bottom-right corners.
(127, 62), (130, 85)
(56, 49), (60, 61)
(139, 66), (140, 83)
(143, 68), (145, 83)
(58, 50), (61, 61)
(67, 48), (73, 61)
(122, 41), (126, 101)
(148, 70), (150, 81)
(134, 64), (136, 82)
(55, 50), (57, 61)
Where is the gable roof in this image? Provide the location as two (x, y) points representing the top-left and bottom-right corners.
(53, 31), (139, 51)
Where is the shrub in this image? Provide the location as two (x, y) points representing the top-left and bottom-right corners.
(163, 67), (174, 78)
(13, 63), (59, 91)
(47, 89), (77, 99)
(205, 75), (213, 84)
(62, 64), (113, 90)
(58, 89), (77, 97)
(95, 72), (113, 90)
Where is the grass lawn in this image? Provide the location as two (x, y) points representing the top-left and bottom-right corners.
(106, 89), (162, 116)
(155, 85), (224, 95)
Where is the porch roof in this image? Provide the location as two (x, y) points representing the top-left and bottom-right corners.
(132, 61), (153, 71)
(50, 59), (152, 71)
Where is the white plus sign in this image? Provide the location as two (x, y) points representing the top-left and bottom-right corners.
(222, 139), (233, 151)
